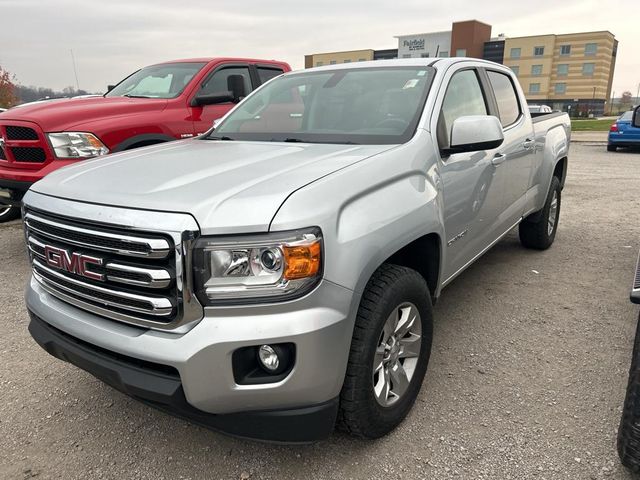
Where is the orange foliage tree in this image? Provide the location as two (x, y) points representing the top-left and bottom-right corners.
(0, 65), (18, 108)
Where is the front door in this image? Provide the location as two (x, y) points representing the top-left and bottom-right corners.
(190, 65), (253, 135)
(437, 68), (508, 281)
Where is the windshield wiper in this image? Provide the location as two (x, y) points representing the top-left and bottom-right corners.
(207, 135), (234, 141)
(122, 94), (152, 98)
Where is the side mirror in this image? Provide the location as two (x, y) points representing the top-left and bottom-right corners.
(443, 115), (504, 155)
(191, 92), (235, 107)
(191, 74), (248, 107)
(227, 74), (247, 101)
(633, 105), (640, 128)
(106, 85), (115, 92)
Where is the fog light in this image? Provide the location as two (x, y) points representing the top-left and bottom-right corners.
(258, 345), (280, 372)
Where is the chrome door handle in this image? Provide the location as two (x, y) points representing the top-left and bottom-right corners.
(491, 153), (506, 166)
(523, 139), (535, 150)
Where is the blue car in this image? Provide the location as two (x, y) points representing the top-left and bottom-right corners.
(608, 110), (640, 151)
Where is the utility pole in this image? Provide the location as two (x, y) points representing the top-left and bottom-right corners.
(636, 83), (640, 105)
(70, 49), (80, 91)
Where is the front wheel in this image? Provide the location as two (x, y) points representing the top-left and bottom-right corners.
(338, 264), (433, 438)
(0, 190), (20, 223)
(519, 176), (561, 250)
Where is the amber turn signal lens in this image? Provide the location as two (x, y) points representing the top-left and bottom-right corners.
(283, 241), (321, 280)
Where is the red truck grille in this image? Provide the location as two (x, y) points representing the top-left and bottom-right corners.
(0, 122), (52, 167)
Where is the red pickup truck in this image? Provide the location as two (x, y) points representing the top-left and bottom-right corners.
(0, 57), (290, 221)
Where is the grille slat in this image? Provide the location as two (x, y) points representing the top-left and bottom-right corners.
(28, 236), (172, 289)
(6, 125), (39, 140)
(10, 146), (46, 163)
(24, 212), (170, 259)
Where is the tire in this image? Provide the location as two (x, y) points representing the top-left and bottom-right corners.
(0, 190), (20, 223)
(607, 144), (617, 152)
(338, 264), (433, 438)
(618, 312), (640, 472)
(519, 176), (561, 250)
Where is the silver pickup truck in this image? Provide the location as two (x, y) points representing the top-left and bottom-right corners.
(24, 58), (570, 443)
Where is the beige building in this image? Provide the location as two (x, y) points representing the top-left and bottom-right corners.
(304, 49), (374, 68)
(503, 31), (617, 115)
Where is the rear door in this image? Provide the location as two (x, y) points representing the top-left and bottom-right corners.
(483, 69), (535, 223)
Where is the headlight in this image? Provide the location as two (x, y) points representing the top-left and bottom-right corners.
(48, 132), (109, 159)
(193, 228), (322, 305)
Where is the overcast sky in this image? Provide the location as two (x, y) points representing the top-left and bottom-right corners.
(0, 0), (638, 97)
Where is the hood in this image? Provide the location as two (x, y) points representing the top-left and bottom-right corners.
(0, 96), (168, 131)
(31, 139), (395, 234)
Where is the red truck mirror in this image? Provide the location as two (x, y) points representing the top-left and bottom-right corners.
(191, 74), (247, 108)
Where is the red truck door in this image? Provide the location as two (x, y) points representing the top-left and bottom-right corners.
(189, 64), (286, 135)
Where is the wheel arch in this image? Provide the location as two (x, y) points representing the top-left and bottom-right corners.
(553, 156), (568, 190)
(113, 133), (176, 152)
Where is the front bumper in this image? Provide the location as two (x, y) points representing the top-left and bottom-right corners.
(28, 312), (339, 443)
(26, 276), (357, 442)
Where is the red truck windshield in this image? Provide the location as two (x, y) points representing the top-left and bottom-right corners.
(106, 62), (206, 99)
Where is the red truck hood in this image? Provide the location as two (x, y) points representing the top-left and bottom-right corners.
(0, 96), (168, 132)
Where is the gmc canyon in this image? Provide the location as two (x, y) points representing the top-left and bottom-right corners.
(0, 57), (290, 221)
(24, 58), (570, 443)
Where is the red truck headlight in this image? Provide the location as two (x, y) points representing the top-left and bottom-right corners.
(47, 132), (109, 159)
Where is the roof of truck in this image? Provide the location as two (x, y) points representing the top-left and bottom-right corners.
(153, 57), (288, 65)
(297, 57), (507, 74)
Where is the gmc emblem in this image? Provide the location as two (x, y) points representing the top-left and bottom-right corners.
(44, 245), (104, 281)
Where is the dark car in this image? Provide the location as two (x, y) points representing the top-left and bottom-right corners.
(618, 251), (640, 471)
(608, 110), (640, 152)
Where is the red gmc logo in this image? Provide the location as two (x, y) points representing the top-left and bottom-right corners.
(44, 245), (104, 281)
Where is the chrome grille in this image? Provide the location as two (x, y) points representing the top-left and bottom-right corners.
(24, 205), (202, 331)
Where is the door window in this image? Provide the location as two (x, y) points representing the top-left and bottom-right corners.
(258, 67), (284, 85)
(438, 69), (488, 149)
(199, 67), (251, 98)
(487, 71), (521, 127)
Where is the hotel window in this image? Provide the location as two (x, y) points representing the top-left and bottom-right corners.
(421, 53), (430, 58)
(358, 58), (366, 62)
(456, 49), (466, 57)
(557, 64), (569, 76)
(582, 62), (595, 75)
(402, 54), (411, 58)
(343, 59), (351, 63)
(560, 45), (571, 56)
(585, 43), (597, 55)
(329, 60), (336, 65)
(534, 46), (544, 56)
(529, 83), (541, 94)
(316, 62), (323, 66)
(511, 66), (519, 76)
(510, 48), (521, 59)
(555, 83), (566, 94)
(440, 51), (449, 57)
(531, 64), (543, 76)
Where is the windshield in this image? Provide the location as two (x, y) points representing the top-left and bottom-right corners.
(106, 62), (206, 99)
(208, 66), (435, 145)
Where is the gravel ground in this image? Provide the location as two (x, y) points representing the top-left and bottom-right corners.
(1, 143), (639, 480)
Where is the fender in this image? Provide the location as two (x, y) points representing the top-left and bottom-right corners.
(113, 133), (177, 152)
